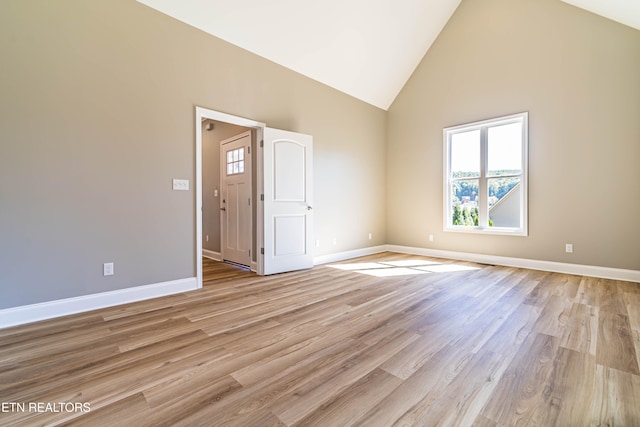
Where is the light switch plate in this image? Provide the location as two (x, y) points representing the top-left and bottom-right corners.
(172, 179), (189, 191)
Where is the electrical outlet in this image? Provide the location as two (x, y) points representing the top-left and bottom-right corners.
(368, 233), (372, 240)
(429, 234), (434, 242)
(103, 262), (114, 276)
(206, 235), (209, 242)
(315, 240), (320, 248)
(332, 237), (337, 245)
(565, 244), (573, 253)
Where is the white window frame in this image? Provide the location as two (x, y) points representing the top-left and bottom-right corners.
(443, 112), (528, 236)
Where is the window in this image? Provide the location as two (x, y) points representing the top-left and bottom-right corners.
(226, 147), (245, 175)
(444, 112), (528, 235)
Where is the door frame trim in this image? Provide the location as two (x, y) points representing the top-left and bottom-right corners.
(195, 107), (265, 288)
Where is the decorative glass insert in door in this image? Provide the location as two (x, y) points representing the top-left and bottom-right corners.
(226, 147), (245, 175)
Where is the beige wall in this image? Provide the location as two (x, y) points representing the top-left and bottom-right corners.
(0, 0), (386, 309)
(387, 0), (640, 270)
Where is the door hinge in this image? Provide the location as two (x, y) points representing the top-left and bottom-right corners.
(247, 146), (250, 154)
(249, 249), (251, 257)
(248, 198), (251, 206)
(260, 194), (264, 201)
(260, 248), (264, 255)
(260, 139), (264, 148)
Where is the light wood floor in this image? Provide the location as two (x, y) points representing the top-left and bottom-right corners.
(1, 253), (639, 426)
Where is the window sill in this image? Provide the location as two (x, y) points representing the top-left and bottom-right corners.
(444, 226), (528, 237)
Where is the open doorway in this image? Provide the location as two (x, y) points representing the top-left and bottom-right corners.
(196, 107), (265, 289)
(195, 106), (315, 289)
(201, 121), (254, 269)
(203, 124), (256, 285)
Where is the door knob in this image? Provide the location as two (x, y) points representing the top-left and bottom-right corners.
(307, 206), (313, 211)
(220, 207), (226, 211)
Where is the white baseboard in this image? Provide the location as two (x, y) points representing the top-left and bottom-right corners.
(202, 249), (222, 261)
(386, 245), (640, 282)
(314, 245), (388, 265)
(0, 277), (198, 329)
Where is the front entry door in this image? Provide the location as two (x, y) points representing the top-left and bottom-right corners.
(220, 131), (252, 267)
(262, 128), (313, 275)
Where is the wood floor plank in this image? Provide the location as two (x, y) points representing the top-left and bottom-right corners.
(230, 334), (340, 387)
(576, 276), (628, 315)
(588, 364), (640, 426)
(471, 415), (498, 427)
(270, 329), (419, 425)
(0, 253), (639, 426)
(469, 298), (542, 358)
(1, 329), (211, 398)
(521, 274), (555, 306)
(0, 314), (107, 347)
(42, 341), (232, 415)
(548, 347), (597, 427)
(0, 320), (113, 363)
(59, 392), (150, 426)
(140, 375), (244, 427)
(627, 294), (640, 378)
(291, 368), (403, 427)
(176, 407), (286, 427)
(548, 272), (582, 299)
(596, 311), (640, 375)
(395, 349), (505, 427)
(380, 331), (452, 380)
(172, 339), (362, 426)
(559, 302), (598, 355)
(353, 342), (478, 427)
(533, 295), (574, 337)
(479, 333), (560, 426)
(104, 305), (188, 331)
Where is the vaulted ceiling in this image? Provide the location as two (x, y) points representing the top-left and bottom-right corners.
(138, 0), (640, 110)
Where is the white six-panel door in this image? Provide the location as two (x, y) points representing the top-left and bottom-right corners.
(262, 128), (313, 275)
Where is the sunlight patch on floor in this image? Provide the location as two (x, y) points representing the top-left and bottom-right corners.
(379, 259), (440, 267)
(355, 267), (431, 277)
(415, 264), (479, 273)
(327, 259), (480, 277)
(328, 262), (392, 271)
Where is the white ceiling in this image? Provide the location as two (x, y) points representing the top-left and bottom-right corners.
(560, 0), (640, 32)
(137, 0), (640, 111)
